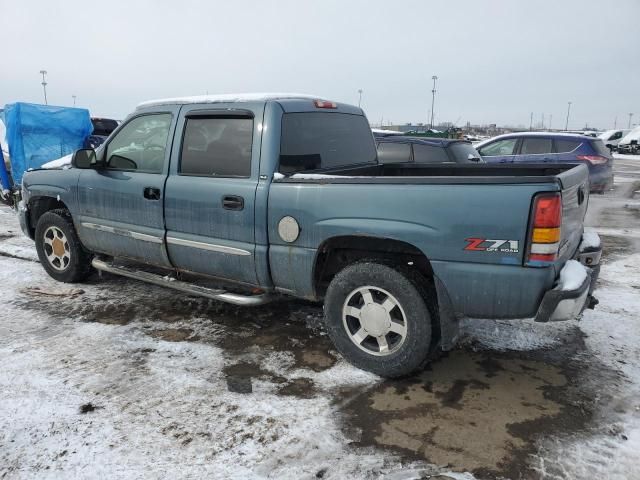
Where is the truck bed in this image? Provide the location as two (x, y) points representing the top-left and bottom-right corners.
(275, 163), (587, 188)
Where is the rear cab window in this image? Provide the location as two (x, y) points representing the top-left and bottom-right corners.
(279, 112), (376, 173)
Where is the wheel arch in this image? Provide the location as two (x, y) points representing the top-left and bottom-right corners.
(312, 235), (459, 351)
(26, 195), (71, 238)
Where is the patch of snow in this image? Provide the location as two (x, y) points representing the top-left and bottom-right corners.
(137, 93), (322, 109)
(557, 260), (588, 291)
(580, 230), (601, 251)
(290, 173), (348, 179)
(273, 172), (285, 180)
(41, 154), (72, 169)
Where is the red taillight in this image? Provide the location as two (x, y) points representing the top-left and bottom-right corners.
(533, 194), (562, 227)
(527, 193), (562, 266)
(313, 99), (337, 109)
(576, 155), (608, 165)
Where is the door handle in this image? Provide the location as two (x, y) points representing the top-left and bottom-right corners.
(222, 195), (244, 211)
(143, 187), (161, 200)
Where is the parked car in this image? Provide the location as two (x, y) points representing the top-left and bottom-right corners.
(475, 132), (613, 193)
(84, 117), (119, 149)
(17, 94), (601, 377)
(376, 136), (482, 164)
(598, 129), (631, 151)
(616, 126), (640, 154)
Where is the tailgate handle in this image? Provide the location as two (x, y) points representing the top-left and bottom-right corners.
(578, 186), (585, 205)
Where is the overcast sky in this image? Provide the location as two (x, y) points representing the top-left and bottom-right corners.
(1, 0), (638, 130)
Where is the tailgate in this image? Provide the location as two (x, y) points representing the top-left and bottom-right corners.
(557, 164), (590, 263)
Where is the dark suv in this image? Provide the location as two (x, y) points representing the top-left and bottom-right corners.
(84, 117), (119, 149)
(376, 136), (482, 164)
(476, 132), (613, 193)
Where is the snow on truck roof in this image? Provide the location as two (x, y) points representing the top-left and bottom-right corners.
(137, 93), (322, 109)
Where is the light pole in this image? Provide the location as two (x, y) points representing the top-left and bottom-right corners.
(430, 75), (438, 129)
(72, 95), (76, 107)
(530, 112), (533, 131)
(628, 113), (634, 129)
(357, 89), (363, 108)
(39, 70), (48, 105)
(565, 102), (572, 131)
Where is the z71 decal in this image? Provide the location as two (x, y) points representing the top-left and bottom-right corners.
(465, 238), (520, 253)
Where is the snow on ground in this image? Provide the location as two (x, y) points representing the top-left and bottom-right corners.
(0, 210), (454, 479)
(530, 253), (640, 480)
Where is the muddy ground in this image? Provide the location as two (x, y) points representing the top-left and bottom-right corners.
(1, 157), (639, 479)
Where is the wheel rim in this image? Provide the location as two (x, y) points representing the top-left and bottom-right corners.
(43, 226), (71, 271)
(342, 286), (407, 357)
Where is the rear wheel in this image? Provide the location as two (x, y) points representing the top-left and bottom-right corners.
(35, 209), (92, 282)
(324, 261), (434, 377)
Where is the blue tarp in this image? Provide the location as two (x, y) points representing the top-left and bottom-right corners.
(3, 102), (93, 185)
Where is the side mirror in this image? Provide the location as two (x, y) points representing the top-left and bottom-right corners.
(71, 149), (97, 169)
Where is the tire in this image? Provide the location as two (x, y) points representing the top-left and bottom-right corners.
(35, 209), (92, 283)
(324, 261), (434, 378)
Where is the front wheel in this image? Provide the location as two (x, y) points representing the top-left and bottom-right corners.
(324, 261), (434, 378)
(35, 209), (92, 283)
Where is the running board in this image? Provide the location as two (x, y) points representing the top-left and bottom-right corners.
(91, 258), (271, 306)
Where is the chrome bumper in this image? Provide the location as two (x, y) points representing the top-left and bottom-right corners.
(535, 233), (601, 322)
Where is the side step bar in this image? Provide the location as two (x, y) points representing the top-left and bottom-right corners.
(91, 258), (271, 307)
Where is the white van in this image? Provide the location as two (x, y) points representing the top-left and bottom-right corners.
(598, 129), (631, 151)
(617, 127), (640, 154)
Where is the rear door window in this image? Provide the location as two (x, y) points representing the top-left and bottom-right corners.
(412, 144), (450, 163)
(479, 139), (517, 156)
(279, 112), (377, 173)
(377, 142), (412, 163)
(520, 138), (553, 154)
(554, 139), (581, 153)
(180, 117), (253, 177)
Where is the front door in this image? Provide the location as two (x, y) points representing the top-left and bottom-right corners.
(477, 138), (519, 163)
(76, 109), (179, 267)
(163, 105), (262, 285)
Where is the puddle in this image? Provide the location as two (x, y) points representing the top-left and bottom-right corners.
(149, 327), (198, 342)
(341, 349), (592, 478)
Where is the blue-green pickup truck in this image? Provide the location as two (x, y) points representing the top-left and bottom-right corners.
(18, 94), (601, 377)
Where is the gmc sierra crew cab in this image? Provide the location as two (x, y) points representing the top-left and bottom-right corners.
(17, 93), (602, 377)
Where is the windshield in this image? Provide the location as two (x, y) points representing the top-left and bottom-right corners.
(279, 112), (376, 173)
(448, 142), (482, 162)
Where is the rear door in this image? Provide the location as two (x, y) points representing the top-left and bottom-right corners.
(163, 104), (264, 285)
(516, 136), (556, 163)
(477, 138), (519, 163)
(76, 109), (178, 267)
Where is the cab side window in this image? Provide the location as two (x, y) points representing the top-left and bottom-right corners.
(106, 114), (171, 173)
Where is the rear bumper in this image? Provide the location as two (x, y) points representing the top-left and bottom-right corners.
(534, 235), (602, 322)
